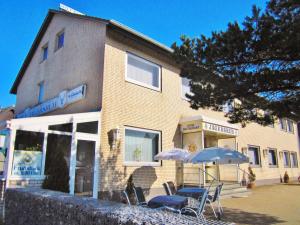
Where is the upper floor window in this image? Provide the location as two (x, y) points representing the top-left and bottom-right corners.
(279, 118), (294, 133)
(290, 152), (298, 168)
(268, 148), (277, 167)
(248, 146), (260, 166)
(181, 77), (193, 100)
(279, 118), (287, 131)
(38, 81), (45, 103)
(283, 151), (290, 167)
(56, 31), (64, 50)
(126, 53), (161, 91)
(124, 127), (160, 166)
(42, 44), (48, 61)
(286, 119), (294, 133)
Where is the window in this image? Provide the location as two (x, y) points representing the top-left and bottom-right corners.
(248, 146), (260, 166)
(268, 149), (277, 167)
(279, 118), (287, 131)
(126, 53), (161, 91)
(76, 121), (98, 134)
(124, 127), (160, 165)
(287, 119), (294, 133)
(181, 77), (193, 100)
(38, 81), (45, 103)
(48, 123), (73, 132)
(12, 130), (44, 176)
(42, 44), (48, 61)
(56, 31), (64, 50)
(283, 151), (290, 167)
(290, 152), (298, 168)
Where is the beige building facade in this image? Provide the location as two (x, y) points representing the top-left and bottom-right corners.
(4, 9), (300, 200)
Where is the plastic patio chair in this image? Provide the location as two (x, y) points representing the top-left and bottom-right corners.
(163, 182), (171, 195)
(133, 187), (148, 207)
(180, 189), (209, 223)
(207, 183), (224, 219)
(163, 181), (177, 195)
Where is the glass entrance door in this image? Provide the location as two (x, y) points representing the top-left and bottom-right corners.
(74, 140), (95, 197)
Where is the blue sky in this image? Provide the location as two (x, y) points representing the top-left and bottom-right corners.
(0, 0), (267, 108)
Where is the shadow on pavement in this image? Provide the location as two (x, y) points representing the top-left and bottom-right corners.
(205, 207), (286, 225)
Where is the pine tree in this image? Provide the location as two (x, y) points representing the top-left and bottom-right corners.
(172, 0), (300, 126)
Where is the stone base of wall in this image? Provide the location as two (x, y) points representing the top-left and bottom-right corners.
(5, 188), (210, 225)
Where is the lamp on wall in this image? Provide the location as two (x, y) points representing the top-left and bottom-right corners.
(108, 127), (121, 150)
(241, 147), (248, 156)
(263, 149), (269, 157)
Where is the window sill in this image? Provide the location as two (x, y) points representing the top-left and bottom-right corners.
(125, 78), (161, 92)
(123, 161), (161, 167)
(268, 165), (278, 168)
(249, 164), (261, 168)
(9, 175), (45, 180)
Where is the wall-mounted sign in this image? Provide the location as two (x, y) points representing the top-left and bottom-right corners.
(203, 122), (238, 136)
(12, 150), (43, 176)
(181, 121), (202, 133)
(17, 84), (86, 118)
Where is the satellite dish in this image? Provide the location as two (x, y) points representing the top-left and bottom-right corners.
(59, 3), (85, 15)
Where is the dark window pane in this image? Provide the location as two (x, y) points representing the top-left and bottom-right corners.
(76, 121), (98, 134)
(43, 46), (48, 60)
(49, 123), (72, 132)
(43, 134), (71, 193)
(57, 32), (64, 49)
(14, 130), (44, 151)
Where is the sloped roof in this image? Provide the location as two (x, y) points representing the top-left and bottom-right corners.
(10, 9), (173, 94)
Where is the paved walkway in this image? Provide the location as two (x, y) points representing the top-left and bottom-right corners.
(214, 184), (300, 225)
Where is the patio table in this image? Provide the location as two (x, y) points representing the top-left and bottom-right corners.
(148, 195), (188, 210)
(176, 187), (206, 199)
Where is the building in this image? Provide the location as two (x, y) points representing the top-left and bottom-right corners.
(3, 8), (300, 200)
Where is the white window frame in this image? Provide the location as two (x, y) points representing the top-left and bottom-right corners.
(123, 126), (161, 167)
(248, 145), (261, 167)
(125, 52), (161, 92)
(268, 148), (278, 167)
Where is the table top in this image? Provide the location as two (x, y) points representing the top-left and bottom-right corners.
(176, 187), (207, 199)
(148, 195), (188, 210)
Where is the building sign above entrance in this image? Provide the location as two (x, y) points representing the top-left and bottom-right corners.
(203, 122), (238, 136)
(181, 121), (202, 133)
(16, 84), (86, 118)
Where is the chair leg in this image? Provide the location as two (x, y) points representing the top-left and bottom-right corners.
(210, 201), (217, 219)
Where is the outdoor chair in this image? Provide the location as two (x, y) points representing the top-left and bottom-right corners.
(207, 183), (224, 219)
(180, 189), (209, 223)
(163, 181), (177, 195)
(133, 186), (148, 207)
(122, 190), (131, 206)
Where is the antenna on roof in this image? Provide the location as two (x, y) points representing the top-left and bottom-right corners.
(59, 3), (85, 15)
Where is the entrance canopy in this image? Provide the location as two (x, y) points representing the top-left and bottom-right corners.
(179, 115), (239, 138)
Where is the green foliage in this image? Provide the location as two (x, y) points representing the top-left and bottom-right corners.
(248, 166), (256, 183)
(172, 0), (300, 126)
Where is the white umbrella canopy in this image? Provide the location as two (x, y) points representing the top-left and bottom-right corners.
(187, 147), (249, 164)
(154, 148), (191, 161)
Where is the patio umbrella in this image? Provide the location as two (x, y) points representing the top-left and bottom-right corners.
(187, 147), (249, 164)
(154, 148), (191, 161)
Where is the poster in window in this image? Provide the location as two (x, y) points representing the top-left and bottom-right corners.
(12, 150), (43, 176)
